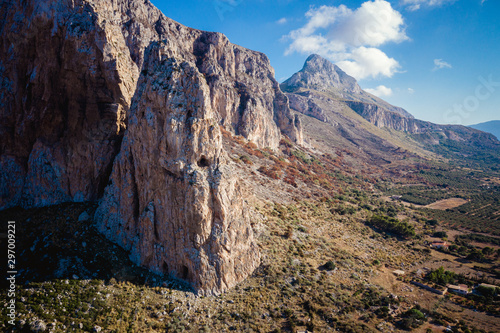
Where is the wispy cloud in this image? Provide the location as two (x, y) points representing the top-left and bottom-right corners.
(401, 0), (457, 11)
(277, 17), (288, 25)
(365, 85), (393, 97)
(433, 58), (452, 71)
(408, 88), (415, 94)
(283, 0), (408, 80)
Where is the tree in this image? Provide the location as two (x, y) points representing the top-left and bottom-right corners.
(426, 267), (456, 286)
(399, 308), (426, 329)
(482, 247), (494, 256)
(433, 231), (447, 239)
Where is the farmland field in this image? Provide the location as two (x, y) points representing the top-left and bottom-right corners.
(424, 198), (468, 210)
(381, 164), (500, 236)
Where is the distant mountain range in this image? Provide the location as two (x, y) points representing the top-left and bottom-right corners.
(280, 54), (500, 168)
(469, 121), (500, 140)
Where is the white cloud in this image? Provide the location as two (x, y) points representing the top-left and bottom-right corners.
(401, 0), (457, 11)
(284, 0), (408, 80)
(408, 88), (415, 94)
(433, 58), (452, 71)
(277, 17), (288, 25)
(365, 85), (393, 97)
(336, 47), (400, 79)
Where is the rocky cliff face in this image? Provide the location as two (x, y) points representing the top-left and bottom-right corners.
(0, 0), (135, 209)
(95, 48), (260, 294)
(287, 92), (328, 123)
(345, 101), (426, 133)
(0, 0), (301, 210)
(1, 0), (301, 294)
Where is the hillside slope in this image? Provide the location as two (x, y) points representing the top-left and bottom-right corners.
(470, 120), (500, 140)
(282, 55), (500, 169)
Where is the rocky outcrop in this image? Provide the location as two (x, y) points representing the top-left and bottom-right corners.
(1, 0), (302, 294)
(95, 48), (260, 295)
(0, 0), (135, 209)
(0, 0), (301, 210)
(287, 92), (328, 123)
(345, 101), (426, 133)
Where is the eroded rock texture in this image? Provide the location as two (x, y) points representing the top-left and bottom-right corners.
(1, 0), (302, 294)
(96, 47), (260, 295)
(0, 0), (134, 208)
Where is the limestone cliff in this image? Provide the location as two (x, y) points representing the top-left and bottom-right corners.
(344, 101), (426, 133)
(95, 48), (260, 294)
(287, 92), (328, 123)
(0, 0), (302, 294)
(0, 0), (135, 208)
(0, 0), (301, 210)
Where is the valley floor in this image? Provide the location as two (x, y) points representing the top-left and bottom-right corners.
(1, 135), (500, 333)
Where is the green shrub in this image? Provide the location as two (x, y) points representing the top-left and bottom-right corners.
(324, 261), (336, 271)
(399, 308), (426, 329)
(433, 231), (447, 238)
(426, 267), (456, 286)
(367, 215), (415, 239)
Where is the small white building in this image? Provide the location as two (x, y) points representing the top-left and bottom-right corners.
(430, 241), (449, 249)
(447, 284), (469, 295)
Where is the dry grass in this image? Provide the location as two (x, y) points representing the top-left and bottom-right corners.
(425, 198), (468, 210)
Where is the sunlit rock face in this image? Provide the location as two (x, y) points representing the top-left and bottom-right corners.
(1, 0), (302, 294)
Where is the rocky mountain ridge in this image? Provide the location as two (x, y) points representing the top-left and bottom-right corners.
(470, 120), (500, 140)
(0, 0), (301, 294)
(282, 55), (499, 153)
(281, 54), (413, 119)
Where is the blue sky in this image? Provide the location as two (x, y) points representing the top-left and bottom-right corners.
(151, 0), (499, 126)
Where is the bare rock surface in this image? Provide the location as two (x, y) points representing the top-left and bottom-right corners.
(0, 0), (301, 210)
(1, 0), (302, 293)
(281, 54), (362, 96)
(96, 47), (260, 295)
(345, 101), (424, 133)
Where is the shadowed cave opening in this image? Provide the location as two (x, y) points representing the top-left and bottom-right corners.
(162, 262), (169, 274)
(181, 265), (189, 280)
(197, 156), (209, 168)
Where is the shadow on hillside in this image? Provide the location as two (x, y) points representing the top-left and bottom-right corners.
(0, 202), (192, 293)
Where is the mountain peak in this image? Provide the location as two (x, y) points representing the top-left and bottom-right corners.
(281, 54), (414, 119)
(281, 54), (362, 95)
(303, 54), (338, 72)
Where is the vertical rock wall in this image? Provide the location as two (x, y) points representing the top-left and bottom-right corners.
(96, 46), (260, 294)
(1, 0), (302, 293)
